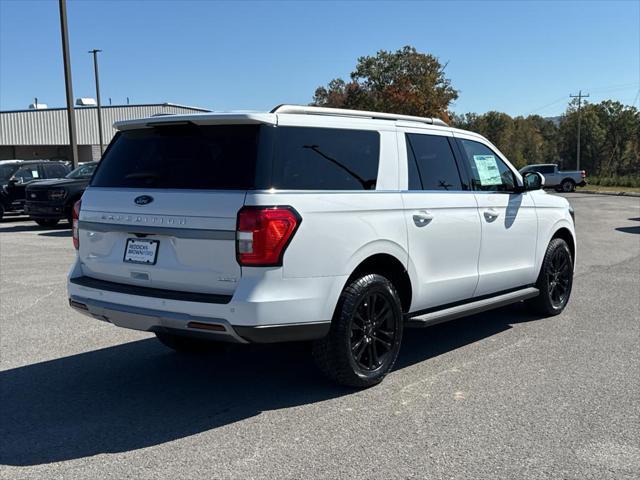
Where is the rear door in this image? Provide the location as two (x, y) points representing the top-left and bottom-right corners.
(454, 135), (538, 296)
(400, 129), (481, 311)
(8, 164), (40, 206)
(78, 123), (266, 296)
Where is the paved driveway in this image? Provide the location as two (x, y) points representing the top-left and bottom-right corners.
(1, 193), (638, 479)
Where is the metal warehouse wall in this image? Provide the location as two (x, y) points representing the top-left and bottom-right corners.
(0, 104), (209, 146)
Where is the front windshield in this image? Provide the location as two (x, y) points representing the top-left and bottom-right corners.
(66, 163), (97, 179)
(0, 164), (19, 182)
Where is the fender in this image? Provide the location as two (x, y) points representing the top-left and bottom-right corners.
(535, 217), (576, 276)
(321, 239), (410, 321)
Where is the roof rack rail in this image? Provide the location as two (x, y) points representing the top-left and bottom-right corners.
(270, 104), (448, 127)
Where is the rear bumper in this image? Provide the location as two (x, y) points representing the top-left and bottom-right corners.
(68, 295), (331, 343)
(67, 263), (344, 343)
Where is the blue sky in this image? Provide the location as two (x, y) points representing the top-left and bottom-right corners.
(1, 0), (638, 116)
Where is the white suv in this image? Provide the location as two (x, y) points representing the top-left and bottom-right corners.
(68, 105), (576, 387)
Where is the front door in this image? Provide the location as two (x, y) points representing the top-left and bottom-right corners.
(7, 164), (41, 208)
(454, 136), (538, 296)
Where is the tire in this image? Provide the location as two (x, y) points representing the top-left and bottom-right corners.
(527, 238), (573, 316)
(561, 179), (576, 192)
(34, 218), (60, 227)
(312, 273), (403, 388)
(155, 331), (228, 354)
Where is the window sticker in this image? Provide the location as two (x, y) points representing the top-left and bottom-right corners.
(473, 155), (502, 186)
(32, 170), (39, 178)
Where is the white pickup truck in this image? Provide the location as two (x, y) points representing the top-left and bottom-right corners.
(519, 164), (587, 192)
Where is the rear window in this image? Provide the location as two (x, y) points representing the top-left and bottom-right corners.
(271, 127), (380, 190)
(91, 124), (261, 189)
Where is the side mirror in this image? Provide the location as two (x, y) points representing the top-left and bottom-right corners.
(523, 171), (544, 191)
(7, 178), (19, 186)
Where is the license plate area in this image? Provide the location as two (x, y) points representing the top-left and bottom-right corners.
(123, 238), (159, 265)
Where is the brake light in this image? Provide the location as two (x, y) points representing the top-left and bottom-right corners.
(581, 170), (586, 178)
(236, 206), (301, 266)
(72, 199), (81, 250)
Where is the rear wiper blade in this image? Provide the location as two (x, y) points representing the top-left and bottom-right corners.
(124, 172), (159, 180)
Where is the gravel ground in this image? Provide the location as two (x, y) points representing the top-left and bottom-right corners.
(0, 193), (639, 480)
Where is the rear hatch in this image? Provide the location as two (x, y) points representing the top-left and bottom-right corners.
(77, 120), (272, 296)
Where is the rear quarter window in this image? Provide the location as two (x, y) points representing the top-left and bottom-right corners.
(271, 127), (380, 190)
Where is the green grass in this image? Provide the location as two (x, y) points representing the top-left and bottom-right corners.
(587, 176), (640, 188)
(578, 184), (640, 193)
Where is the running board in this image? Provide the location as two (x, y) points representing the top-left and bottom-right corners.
(406, 287), (540, 328)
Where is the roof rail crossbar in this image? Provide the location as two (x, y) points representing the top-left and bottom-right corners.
(270, 104), (448, 127)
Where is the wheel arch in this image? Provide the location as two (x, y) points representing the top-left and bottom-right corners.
(344, 253), (412, 314)
(551, 226), (575, 262)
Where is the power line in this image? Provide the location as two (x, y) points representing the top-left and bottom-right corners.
(569, 90), (590, 171)
(529, 95), (568, 114)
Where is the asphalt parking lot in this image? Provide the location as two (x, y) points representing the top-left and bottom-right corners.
(0, 193), (638, 480)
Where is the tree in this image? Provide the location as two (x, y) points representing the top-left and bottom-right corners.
(312, 46), (458, 121)
(558, 101), (606, 173)
(594, 101), (639, 176)
(450, 111), (559, 168)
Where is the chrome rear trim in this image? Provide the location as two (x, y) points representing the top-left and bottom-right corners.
(78, 220), (235, 240)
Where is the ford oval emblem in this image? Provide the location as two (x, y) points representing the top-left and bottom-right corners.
(134, 195), (154, 206)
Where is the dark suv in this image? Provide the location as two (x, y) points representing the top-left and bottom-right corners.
(25, 162), (98, 227)
(0, 160), (70, 220)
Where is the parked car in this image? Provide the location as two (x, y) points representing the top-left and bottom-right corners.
(0, 160), (70, 220)
(25, 162), (98, 227)
(519, 163), (586, 192)
(67, 105), (576, 387)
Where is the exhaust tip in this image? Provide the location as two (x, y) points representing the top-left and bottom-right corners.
(69, 299), (88, 311)
(187, 321), (226, 332)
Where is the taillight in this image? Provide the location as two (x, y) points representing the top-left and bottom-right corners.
(72, 199), (81, 250)
(236, 206), (301, 266)
(581, 170), (586, 178)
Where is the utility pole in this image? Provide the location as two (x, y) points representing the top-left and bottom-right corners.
(569, 90), (589, 170)
(89, 49), (104, 155)
(58, 0), (79, 168)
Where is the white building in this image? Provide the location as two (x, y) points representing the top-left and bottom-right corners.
(0, 103), (210, 162)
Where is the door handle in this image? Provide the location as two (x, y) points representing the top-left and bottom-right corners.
(484, 208), (500, 221)
(413, 211), (434, 227)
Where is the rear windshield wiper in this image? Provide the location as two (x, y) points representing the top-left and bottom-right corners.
(124, 172), (160, 186)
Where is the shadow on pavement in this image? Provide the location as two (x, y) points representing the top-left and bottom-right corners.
(615, 226), (640, 235)
(0, 303), (545, 466)
(0, 222), (67, 233)
(38, 229), (72, 237)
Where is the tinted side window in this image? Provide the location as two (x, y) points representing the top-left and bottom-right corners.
(540, 165), (555, 174)
(406, 134), (462, 191)
(458, 139), (516, 192)
(44, 163), (68, 178)
(272, 127), (379, 190)
(13, 165), (39, 182)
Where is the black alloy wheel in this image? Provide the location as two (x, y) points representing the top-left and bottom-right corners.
(350, 292), (397, 371)
(547, 246), (572, 309)
(527, 238), (573, 315)
(312, 273), (403, 388)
